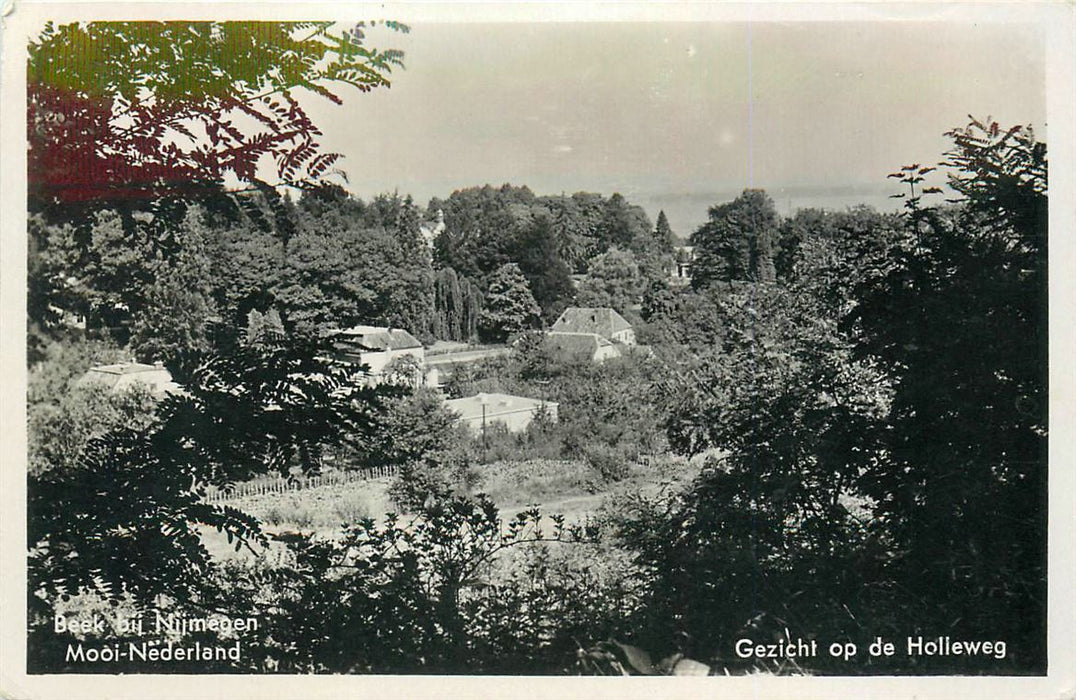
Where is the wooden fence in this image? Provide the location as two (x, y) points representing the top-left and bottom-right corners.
(203, 465), (398, 503)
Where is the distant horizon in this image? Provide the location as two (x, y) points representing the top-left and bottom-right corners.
(296, 20), (1044, 238)
(334, 179), (906, 236)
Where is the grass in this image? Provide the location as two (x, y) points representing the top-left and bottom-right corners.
(229, 477), (394, 531)
(199, 453), (702, 562)
(473, 458), (597, 506)
(218, 455), (700, 529)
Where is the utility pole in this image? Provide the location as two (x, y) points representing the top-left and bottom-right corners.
(481, 402), (487, 460)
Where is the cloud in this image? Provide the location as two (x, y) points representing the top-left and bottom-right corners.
(554, 144), (573, 154)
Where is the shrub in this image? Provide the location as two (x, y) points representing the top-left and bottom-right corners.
(474, 459), (595, 506)
(583, 443), (635, 483)
(192, 495), (632, 674)
(389, 451), (476, 512)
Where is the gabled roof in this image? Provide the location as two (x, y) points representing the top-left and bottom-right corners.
(541, 331), (614, 361)
(335, 325), (423, 351)
(551, 307), (632, 339)
(76, 362), (181, 395)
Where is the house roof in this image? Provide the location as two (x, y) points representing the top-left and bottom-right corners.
(541, 331), (615, 361)
(444, 392), (557, 421)
(335, 325), (423, 351)
(551, 307), (632, 339)
(76, 362), (181, 395)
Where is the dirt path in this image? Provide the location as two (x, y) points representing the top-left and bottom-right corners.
(498, 492), (607, 522)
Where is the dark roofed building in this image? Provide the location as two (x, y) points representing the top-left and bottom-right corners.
(551, 307), (635, 345)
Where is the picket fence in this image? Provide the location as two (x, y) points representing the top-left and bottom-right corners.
(204, 464), (398, 503)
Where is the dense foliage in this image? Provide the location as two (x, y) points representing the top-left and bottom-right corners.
(431, 185), (673, 318)
(690, 188), (780, 287)
(619, 119), (1048, 673)
(24, 23), (1048, 675)
(477, 263), (541, 342)
(28, 21), (405, 210)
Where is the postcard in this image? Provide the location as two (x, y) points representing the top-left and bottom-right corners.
(2, 2), (1074, 699)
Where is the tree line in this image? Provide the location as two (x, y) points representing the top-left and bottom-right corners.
(30, 180), (682, 376)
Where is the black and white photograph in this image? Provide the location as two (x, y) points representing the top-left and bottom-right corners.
(1, 2), (1074, 698)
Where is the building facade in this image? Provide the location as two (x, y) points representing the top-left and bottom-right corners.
(332, 325), (426, 385)
(541, 331), (622, 363)
(550, 307), (636, 345)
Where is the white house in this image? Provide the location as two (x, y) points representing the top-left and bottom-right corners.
(551, 307), (636, 345)
(444, 392), (558, 435)
(332, 325), (425, 385)
(76, 361), (182, 396)
(671, 246), (695, 286)
(541, 331), (622, 364)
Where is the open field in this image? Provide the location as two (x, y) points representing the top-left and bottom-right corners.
(200, 455), (702, 561)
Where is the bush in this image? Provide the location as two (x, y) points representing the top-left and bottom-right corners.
(474, 459), (596, 505)
(389, 451), (476, 512)
(331, 496), (371, 525)
(582, 443), (636, 482)
(236, 481), (386, 529)
(190, 495), (634, 674)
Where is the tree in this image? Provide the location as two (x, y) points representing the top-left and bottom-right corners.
(186, 496), (615, 674)
(640, 278), (676, 323)
(654, 210), (676, 251)
(431, 185), (534, 281)
(269, 197), (434, 339)
(362, 194), (435, 339)
(690, 189), (779, 288)
(626, 225), (899, 669)
(34, 208), (157, 334)
(478, 263), (540, 342)
(597, 193), (652, 253)
(28, 335), (394, 609)
(432, 267), (463, 340)
(369, 386), (475, 510)
(776, 206), (902, 282)
(942, 117), (1047, 240)
(28, 381), (158, 478)
(576, 247), (643, 315)
(775, 207), (828, 280)
(359, 387), (462, 465)
(635, 119), (1049, 673)
(513, 215), (575, 321)
(850, 119), (1048, 668)
(244, 307), (286, 346)
(431, 187), (657, 294)
(28, 21), (406, 211)
(129, 208), (219, 377)
(212, 216), (288, 336)
(548, 197), (592, 272)
(27, 20), (407, 353)
(432, 267), (484, 342)
(640, 286), (727, 351)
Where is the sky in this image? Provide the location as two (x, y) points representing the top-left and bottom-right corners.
(304, 21), (1046, 237)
